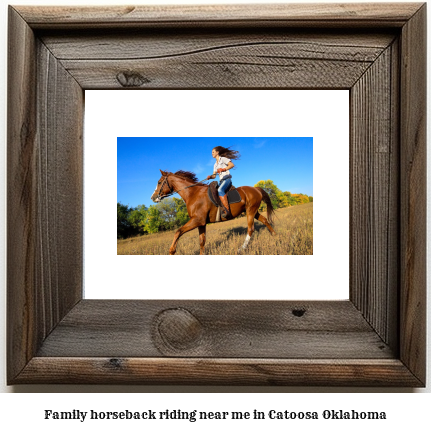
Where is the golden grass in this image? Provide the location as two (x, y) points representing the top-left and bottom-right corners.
(117, 202), (313, 255)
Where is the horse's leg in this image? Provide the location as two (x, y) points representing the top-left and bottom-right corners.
(238, 206), (259, 252)
(198, 225), (206, 255)
(169, 218), (203, 255)
(254, 211), (276, 236)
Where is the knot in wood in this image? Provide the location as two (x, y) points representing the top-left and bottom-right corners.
(155, 308), (203, 351)
(116, 71), (150, 87)
(108, 358), (123, 369)
(292, 308), (306, 317)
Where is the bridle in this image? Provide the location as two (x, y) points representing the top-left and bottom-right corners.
(155, 174), (174, 201)
(155, 174), (209, 202)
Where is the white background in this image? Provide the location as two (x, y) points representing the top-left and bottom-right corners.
(0, 0), (429, 423)
(85, 90), (349, 300)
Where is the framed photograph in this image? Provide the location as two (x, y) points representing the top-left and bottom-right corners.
(85, 89), (349, 301)
(7, 3), (426, 386)
(115, 135), (314, 257)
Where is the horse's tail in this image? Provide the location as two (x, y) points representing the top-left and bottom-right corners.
(256, 187), (276, 226)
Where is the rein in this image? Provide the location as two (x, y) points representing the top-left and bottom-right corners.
(156, 175), (209, 201)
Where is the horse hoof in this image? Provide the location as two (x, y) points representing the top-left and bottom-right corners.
(169, 249), (176, 255)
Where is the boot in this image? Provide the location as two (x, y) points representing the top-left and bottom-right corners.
(220, 195), (232, 219)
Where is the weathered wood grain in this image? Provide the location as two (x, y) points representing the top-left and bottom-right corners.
(36, 300), (394, 359)
(41, 31), (395, 60)
(16, 3), (423, 29)
(7, 6), (83, 383)
(350, 44), (398, 348)
(7, 6), (38, 382)
(7, 3), (427, 386)
(15, 358), (423, 386)
(40, 30), (395, 89)
(35, 40), (84, 335)
(60, 56), (371, 89)
(399, 3), (427, 385)
(387, 38), (401, 352)
(59, 42), (390, 89)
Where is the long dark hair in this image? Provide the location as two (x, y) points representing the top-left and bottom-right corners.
(213, 146), (241, 160)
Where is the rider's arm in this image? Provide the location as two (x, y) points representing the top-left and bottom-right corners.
(226, 161), (235, 170)
(217, 161), (234, 173)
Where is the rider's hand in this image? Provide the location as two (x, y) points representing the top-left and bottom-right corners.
(206, 175), (213, 180)
(217, 168), (226, 174)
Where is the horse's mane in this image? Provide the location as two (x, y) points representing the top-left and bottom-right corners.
(171, 170), (199, 183)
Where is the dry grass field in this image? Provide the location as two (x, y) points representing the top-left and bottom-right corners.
(117, 202), (313, 255)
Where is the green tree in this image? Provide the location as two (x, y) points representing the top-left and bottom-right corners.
(157, 198), (178, 230)
(128, 204), (148, 234)
(173, 197), (190, 227)
(283, 191), (296, 206)
(254, 180), (288, 210)
(144, 205), (162, 234)
(292, 193), (309, 205)
(117, 202), (132, 239)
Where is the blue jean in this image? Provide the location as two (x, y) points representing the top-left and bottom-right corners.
(218, 177), (232, 197)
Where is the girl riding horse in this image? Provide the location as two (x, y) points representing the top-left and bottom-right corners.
(206, 146), (240, 219)
(151, 171), (276, 255)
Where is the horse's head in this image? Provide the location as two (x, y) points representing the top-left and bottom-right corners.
(151, 170), (173, 203)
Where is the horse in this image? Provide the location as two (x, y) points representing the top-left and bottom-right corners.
(151, 169), (276, 255)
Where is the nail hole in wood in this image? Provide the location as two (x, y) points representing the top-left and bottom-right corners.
(107, 358), (123, 369)
(292, 309), (306, 317)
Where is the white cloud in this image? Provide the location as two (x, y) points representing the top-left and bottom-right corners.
(253, 139), (267, 148)
(193, 163), (205, 174)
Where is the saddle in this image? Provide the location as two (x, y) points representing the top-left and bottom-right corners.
(207, 181), (242, 207)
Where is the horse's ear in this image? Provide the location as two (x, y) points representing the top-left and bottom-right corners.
(160, 169), (166, 176)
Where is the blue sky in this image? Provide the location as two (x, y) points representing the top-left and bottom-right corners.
(117, 137), (313, 208)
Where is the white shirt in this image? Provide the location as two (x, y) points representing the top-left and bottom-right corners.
(213, 156), (232, 180)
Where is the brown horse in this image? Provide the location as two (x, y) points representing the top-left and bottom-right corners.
(151, 170), (276, 255)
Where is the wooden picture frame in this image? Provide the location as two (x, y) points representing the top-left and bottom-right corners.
(7, 3), (426, 386)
